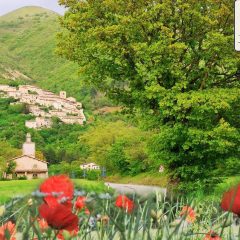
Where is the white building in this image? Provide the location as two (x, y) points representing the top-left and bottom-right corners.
(80, 163), (101, 171)
(25, 117), (52, 129)
(60, 91), (67, 99)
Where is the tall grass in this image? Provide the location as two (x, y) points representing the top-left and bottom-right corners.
(0, 190), (239, 239)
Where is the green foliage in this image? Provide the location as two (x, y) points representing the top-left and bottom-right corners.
(0, 98), (32, 148)
(0, 98), (152, 177)
(79, 120), (150, 174)
(58, 0), (240, 191)
(107, 141), (130, 174)
(5, 160), (16, 175)
(49, 162), (101, 180)
(86, 170), (101, 181)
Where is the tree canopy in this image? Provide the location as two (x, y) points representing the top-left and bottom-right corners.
(58, 0), (240, 191)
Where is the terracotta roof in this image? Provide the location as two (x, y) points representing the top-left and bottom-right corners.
(15, 169), (48, 173)
(10, 155), (48, 164)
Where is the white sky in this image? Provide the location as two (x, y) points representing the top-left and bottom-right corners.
(0, 0), (66, 16)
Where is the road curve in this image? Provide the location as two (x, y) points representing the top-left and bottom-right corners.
(105, 182), (167, 197)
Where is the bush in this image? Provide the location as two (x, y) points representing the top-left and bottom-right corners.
(85, 170), (101, 181)
(18, 176), (27, 180)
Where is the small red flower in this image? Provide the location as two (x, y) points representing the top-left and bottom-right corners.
(0, 221), (16, 240)
(115, 195), (134, 213)
(75, 196), (86, 209)
(39, 203), (78, 232)
(40, 175), (74, 208)
(203, 231), (222, 240)
(75, 196), (90, 215)
(180, 206), (196, 223)
(221, 184), (240, 215)
(84, 208), (90, 215)
(37, 218), (48, 231)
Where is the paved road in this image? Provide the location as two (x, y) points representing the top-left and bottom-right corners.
(105, 182), (167, 197)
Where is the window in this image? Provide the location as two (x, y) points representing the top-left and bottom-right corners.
(33, 173), (38, 179)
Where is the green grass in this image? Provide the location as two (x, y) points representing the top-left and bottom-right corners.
(185, 175), (240, 203)
(105, 173), (168, 187)
(213, 175), (240, 197)
(0, 179), (106, 204)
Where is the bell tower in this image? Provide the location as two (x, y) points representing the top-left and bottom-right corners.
(22, 133), (35, 157)
(60, 91), (67, 99)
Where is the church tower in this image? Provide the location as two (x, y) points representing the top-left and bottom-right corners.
(22, 133), (35, 157)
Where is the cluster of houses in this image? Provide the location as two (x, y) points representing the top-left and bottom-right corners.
(5, 133), (101, 180)
(0, 84), (86, 129)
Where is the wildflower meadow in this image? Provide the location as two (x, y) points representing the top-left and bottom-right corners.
(0, 175), (240, 240)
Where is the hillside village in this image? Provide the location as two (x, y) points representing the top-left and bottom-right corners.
(0, 84), (86, 129)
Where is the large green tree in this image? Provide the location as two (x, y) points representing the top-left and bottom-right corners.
(58, 0), (240, 191)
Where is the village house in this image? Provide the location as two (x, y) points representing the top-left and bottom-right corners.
(80, 163), (101, 171)
(67, 97), (76, 102)
(60, 116), (85, 125)
(25, 117), (52, 129)
(49, 110), (66, 117)
(0, 85), (14, 92)
(6, 133), (48, 179)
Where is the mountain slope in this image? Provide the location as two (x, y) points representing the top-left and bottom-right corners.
(0, 6), (95, 108)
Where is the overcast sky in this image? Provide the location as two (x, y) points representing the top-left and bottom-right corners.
(0, 0), (66, 16)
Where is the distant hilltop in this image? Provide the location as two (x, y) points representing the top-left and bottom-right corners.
(0, 84), (86, 129)
(0, 6), (59, 20)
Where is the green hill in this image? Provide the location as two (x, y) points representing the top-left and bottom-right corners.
(0, 6), (104, 109)
(0, 6), (56, 21)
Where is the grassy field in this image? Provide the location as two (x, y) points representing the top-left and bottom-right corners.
(105, 173), (168, 187)
(0, 179), (106, 204)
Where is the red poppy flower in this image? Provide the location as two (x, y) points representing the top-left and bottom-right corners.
(75, 196), (90, 215)
(75, 196), (86, 209)
(115, 195), (134, 213)
(39, 203), (78, 232)
(221, 184), (240, 215)
(84, 208), (90, 215)
(203, 231), (222, 240)
(37, 218), (48, 231)
(0, 221), (16, 240)
(180, 206), (196, 223)
(40, 175), (74, 208)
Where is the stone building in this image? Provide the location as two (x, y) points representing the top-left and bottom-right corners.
(6, 134), (48, 179)
(60, 91), (67, 99)
(25, 117), (52, 129)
